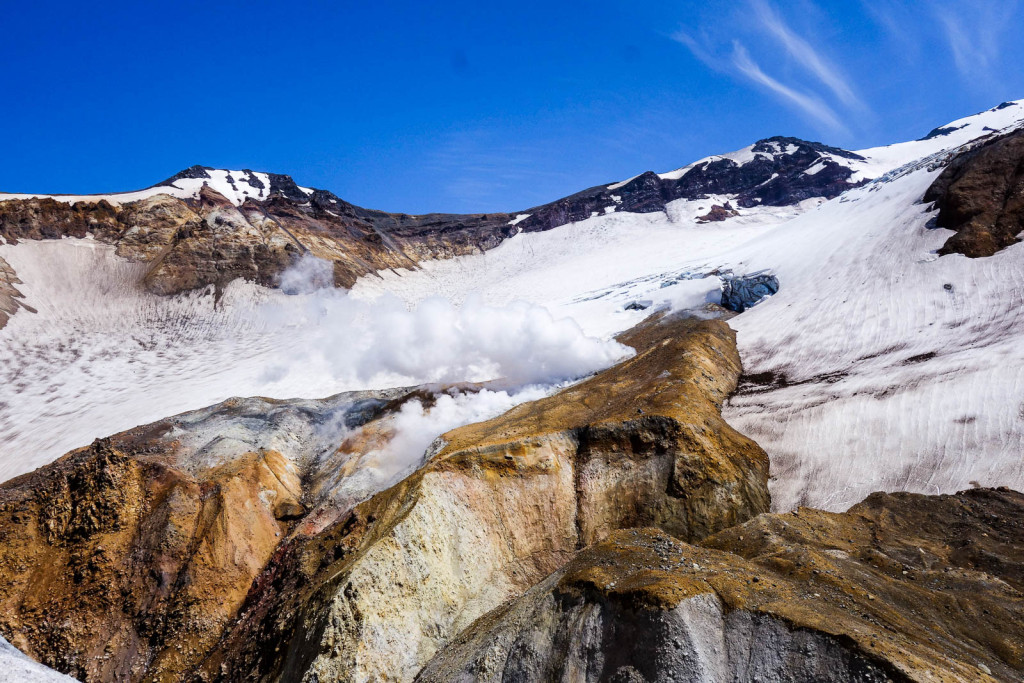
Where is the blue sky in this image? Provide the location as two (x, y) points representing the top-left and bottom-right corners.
(2, 0), (1023, 213)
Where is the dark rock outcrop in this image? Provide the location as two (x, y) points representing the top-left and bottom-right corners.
(696, 201), (739, 222)
(420, 488), (1024, 683)
(924, 128), (1024, 257)
(0, 256), (32, 329)
(720, 271), (779, 312)
(513, 137), (866, 235)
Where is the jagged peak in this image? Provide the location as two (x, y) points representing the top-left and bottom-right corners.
(753, 136), (866, 161)
(153, 166), (317, 206)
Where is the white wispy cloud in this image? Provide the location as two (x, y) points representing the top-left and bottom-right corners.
(671, 30), (718, 71)
(730, 41), (846, 133)
(935, 0), (1018, 83)
(671, 1), (861, 135)
(750, 0), (864, 110)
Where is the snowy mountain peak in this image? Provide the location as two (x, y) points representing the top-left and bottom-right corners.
(651, 136), (866, 186)
(156, 166), (316, 206)
(0, 166), (319, 208)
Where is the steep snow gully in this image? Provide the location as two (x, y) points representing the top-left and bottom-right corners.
(2, 100), (1024, 513)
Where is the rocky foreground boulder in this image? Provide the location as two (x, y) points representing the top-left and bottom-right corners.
(924, 128), (1024, 257)
(420, 488), (1024, 683)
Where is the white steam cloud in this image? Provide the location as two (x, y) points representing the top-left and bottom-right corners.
(0, 244), (633, 479)
(259, 254), (633, 390)
(317, 385), (554, 507)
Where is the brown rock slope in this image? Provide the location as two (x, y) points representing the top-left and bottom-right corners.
(0, 439), (303, 682)
(420, 488), (1024, 683)
(0, 384), (452, 683)
(0, 178), (514, 298)
(192, 316), (769, 682)
(924, 128), (1024, 257)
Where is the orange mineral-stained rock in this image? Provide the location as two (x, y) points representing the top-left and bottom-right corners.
(0, 440), (300, 682)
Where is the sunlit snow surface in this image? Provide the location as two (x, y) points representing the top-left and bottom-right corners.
(3, 102), (1024, 509)
(350, 104), (1024, 511)
(355, 169), (1024, 511)
(0, 241), (630, 480)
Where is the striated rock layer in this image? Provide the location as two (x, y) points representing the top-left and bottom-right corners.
(420, 488), (1024, 683)
(0, 255), (32, 328)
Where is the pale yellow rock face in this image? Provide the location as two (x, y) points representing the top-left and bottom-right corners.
(305, 448), (579, 683)
(114, 194), (201, 262)
(300, 433), (580, 683)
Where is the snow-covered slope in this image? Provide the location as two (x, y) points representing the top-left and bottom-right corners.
(722, 157), (1024, 510)
(0, 239), (629, 480)
(352, 196), (813, 337)
(353, 99), (1024, 511)
(2, 100), (1023, 510)
(0, 636), (77, 682)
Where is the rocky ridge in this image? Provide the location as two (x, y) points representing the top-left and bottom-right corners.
(0, 136), (867, 315)
(511, 137), (866, 236)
